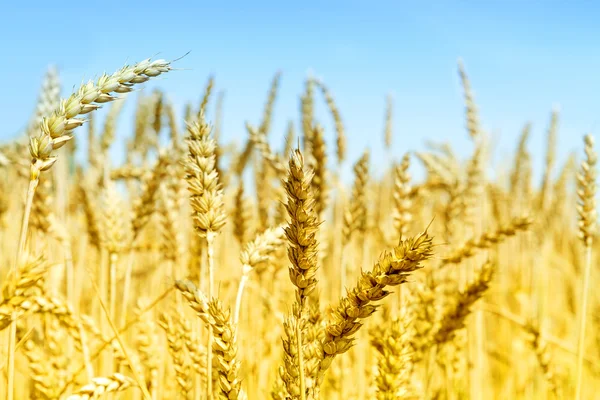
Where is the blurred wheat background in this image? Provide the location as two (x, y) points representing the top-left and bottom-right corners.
(1, 2), (599, 399)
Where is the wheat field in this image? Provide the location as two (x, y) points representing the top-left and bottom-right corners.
(0, 55), (597, 400)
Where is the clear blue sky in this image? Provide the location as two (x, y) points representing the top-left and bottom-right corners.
(1, 1), (599, 183)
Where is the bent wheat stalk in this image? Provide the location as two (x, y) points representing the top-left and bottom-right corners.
(234, 224), (285, 325)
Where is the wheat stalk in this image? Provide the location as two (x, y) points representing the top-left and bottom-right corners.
(575, 134), (597, 400)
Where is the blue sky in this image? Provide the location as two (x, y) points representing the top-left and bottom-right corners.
(1, 1), (599, 183)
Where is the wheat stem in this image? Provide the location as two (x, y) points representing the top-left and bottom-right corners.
(233, 274), (249, 326)
(119, 250), (136, 327)
(575, 245), (592, 400)
(206, 230), (216, 400)
(109, 252), (117, 325)
(297, 319), (306, 400)
(7, 176), (38, 400)
(339, 244), (347, 298)
(63, 238), (74, 308)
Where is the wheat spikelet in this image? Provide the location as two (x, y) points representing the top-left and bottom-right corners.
(23, 334), (64, 399)
(576, 134), (597, 247)
(539, 109), (559, 211)
(131, 150), (171, 239)
(151, 89), (164, 136)
(133, 299), (160, 396)
(247, 122), (286, 176)
(99, 182), (131, 255)
(284, 150), (320, 309)
(315, 80), (346, 164)
(442, 216), (532, 265)
(259, 71), (281, 136)
(199, 75), (215, 116)
(101, 98), (127, 159)
(158, 311), (193, 397)
(233, 181), (252, 246)
(383, 93), (394, 150)
(279, 148), (322, 399)
(314, 230), (434, 390)
(393, 154), (412, 241)
(175, 280), (242, 399)
(165, 98), (180, 147)
(524, 319), (562, 399)
(575, 133), (597, 400)
(457, 59), (481, 140)
(184, 114), (227, 237)
(66, 373), (137, 400)
(29, 57), (172, 178)
(343, 150), (369, 245)
(310, 124), (328, 219)
(434, 262), (495, 345)
(300, 77), (315, 152)
(370, 313), (414, 400)
(26, 66), (61, 138)
(510, 122), (532, 195)
(130, 93), (153, 160)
